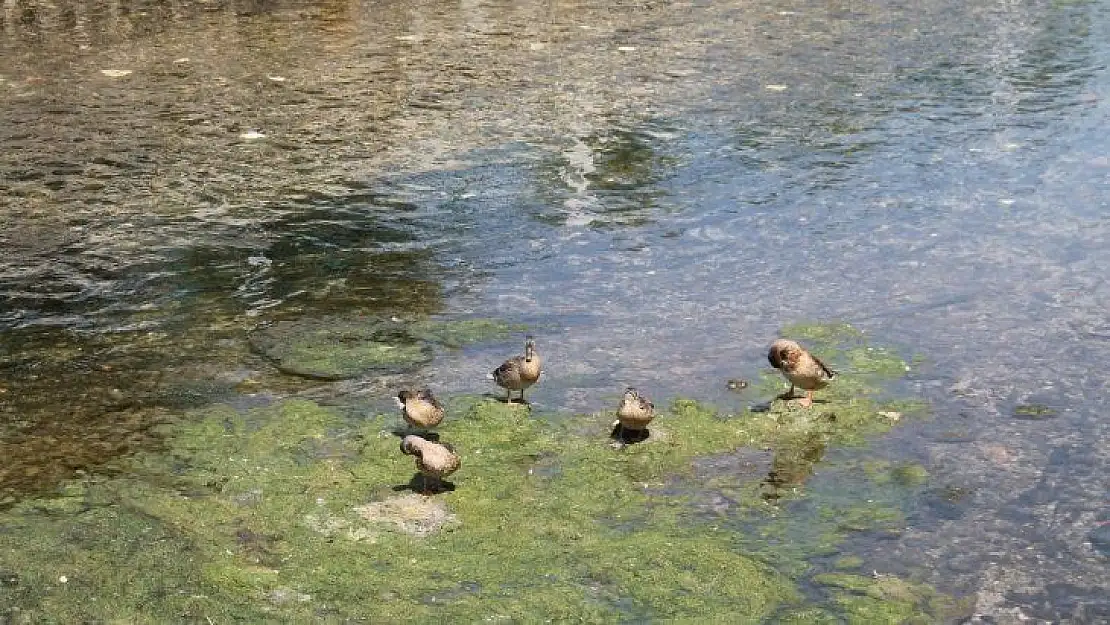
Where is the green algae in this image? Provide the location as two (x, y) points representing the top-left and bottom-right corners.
(249, 319), (432, 380)
(1012, 402), (1058, 420)
(779, 321), (865, 344)
(773, 606), (842, 624)
(833, 555), (865, 570)
(875, 462), (930, 487)
(0, 323), (957, 622)
(0, 488), (248, 623)
(1, 399), (794, 621)
(815, 573), (967, 624)
(246, 317), (524, 381)
(407, 318), (525, 348)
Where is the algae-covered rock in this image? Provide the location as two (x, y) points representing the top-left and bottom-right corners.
(775, 606), (842, 624)
(890, 463), (929, 486)
(833, 555), (865, 570)
(864, 460), (930, 487)
(1011, 402), (1058, 420)
(1089, 523), (1110, 557)
(408, 318), (523, 348)
(0, 324), (958, 622)
(815, 572), (967, 624)
(0, 398), (803, 621)
(247, 316), (523, 380)
(249, 318), (431, 379)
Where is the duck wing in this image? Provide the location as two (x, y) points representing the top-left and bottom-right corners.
(418, 388), (443, 409)
(810, 352), (837, 379)
(492, 357), (519, 379)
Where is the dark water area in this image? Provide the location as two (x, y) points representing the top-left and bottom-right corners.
(2, 0), (1109, 621)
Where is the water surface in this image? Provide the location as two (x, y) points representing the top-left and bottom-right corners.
(2, 0), (1109, 621)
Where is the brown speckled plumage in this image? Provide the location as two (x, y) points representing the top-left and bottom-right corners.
(396, 388), (445, 431)
(400, 435), (460, 494)
(492, 336), (542, 403)
(768, 339), (836, 407)
(616, 387), (655, 431)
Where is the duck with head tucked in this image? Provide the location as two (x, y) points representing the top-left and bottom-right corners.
(400, 435), (460, 495)
(767, 339), (837, 407)
(396, 387), (445, 434)
(491, 336), (542, 404)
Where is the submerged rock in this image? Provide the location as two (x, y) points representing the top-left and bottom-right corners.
(247, 316), (521, 380)
(249, 318), (431, 380)
(1090, 523), (1110, 557)
(407, 318), (522, 348)
(1011, 403), (1059, 420)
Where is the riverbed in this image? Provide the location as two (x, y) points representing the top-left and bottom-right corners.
(2, 0), (1108, 621)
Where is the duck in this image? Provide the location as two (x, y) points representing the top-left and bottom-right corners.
(767, 338), (836, 407)
(611, 387), (655, 444)
(616, 387), (655, 431)
(400, 435), (460, 495)
(396, 388), (445, 433)
(491, 336), (542, 404)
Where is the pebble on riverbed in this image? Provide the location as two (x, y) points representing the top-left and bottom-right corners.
(1089, 523), (1110, 557)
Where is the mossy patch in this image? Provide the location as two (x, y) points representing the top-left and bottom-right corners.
(833, 555), (865, 570)
(774, 606), (842, 624)
(407, 318), (524, 348)
(1011, 402), (1058, 420)
(860, 459), (930, 489)
(0, 323), (956, 622)
(246, 317), (523, 381)
(779, 321), (865, 344)
(815, 573), (967, 624)
(249, 318), (431, 379)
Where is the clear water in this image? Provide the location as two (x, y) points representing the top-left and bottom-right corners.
(2, 0), (1108, 620)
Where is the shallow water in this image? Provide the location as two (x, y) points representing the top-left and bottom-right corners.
(2, 0), (1109, 621)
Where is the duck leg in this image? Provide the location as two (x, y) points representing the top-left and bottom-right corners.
(778, 383), (797, 401)
(505, 389), (513, 404)
(798, 390), (814, 408)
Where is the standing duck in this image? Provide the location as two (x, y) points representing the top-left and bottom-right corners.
(767, 339), (837, 407)
(491, 336), (542, 404)
(396, 388), (445, 434)
(400, 435), (460, 495)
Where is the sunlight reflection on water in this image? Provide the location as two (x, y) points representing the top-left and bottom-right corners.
(2, 0), (1109, 619)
